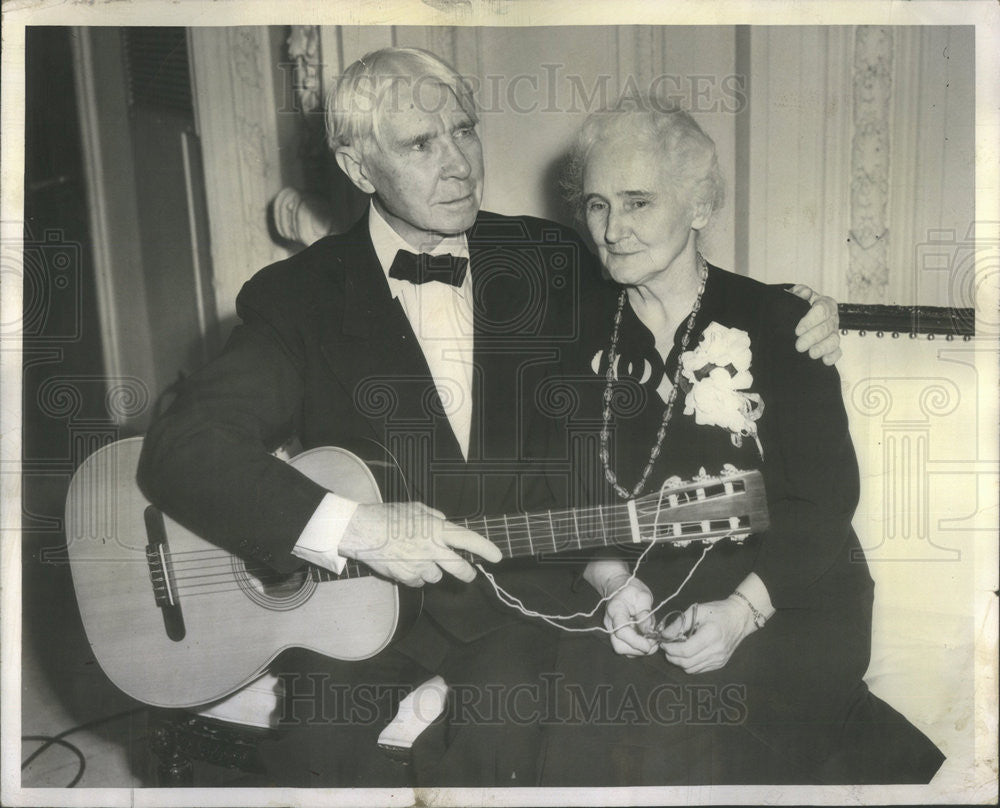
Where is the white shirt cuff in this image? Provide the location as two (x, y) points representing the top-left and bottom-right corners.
(291, 493), (359, 575)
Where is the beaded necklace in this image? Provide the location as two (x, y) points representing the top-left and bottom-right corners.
(600, 252), (709, 500)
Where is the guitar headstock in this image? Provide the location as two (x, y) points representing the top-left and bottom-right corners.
(632, 465), (770, 547)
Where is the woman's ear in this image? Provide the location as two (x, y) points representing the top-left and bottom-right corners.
(691, 199), (713, 231)
(335, 147), (376, 195)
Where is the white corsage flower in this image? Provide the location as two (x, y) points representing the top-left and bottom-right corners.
(681, 321), (752, 383)
(680, 323), (764, 458)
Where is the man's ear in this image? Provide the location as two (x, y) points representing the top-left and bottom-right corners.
(335, 147), (376, 195)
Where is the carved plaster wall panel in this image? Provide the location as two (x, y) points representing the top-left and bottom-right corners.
(849, 26), (893, 303)
(287, 25), (322, 114)
(744, 26), (972, 308)
(189, 27), (288, 322)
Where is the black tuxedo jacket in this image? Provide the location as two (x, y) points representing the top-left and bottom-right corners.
(138, 209), (601, 663)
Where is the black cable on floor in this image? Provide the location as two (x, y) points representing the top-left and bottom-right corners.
(20, 736), (86, 788)
(21, 706), (145, 787)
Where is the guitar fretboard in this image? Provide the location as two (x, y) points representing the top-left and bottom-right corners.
(305, 472), (760, 581)
(459, 503), (624, 559)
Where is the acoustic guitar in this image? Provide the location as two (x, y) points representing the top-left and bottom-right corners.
(65, 437), (769, 708)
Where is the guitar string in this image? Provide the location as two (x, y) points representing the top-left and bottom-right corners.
(477, 478), (719, 633)
(160, 515), (735, 574)
(157, 511), (676, 562)
(158, 499), (745, 573)
(477, 542), (716, 636)
(163, 531), (743, 594)
(162, 517), (742, 592)
(155, 477), (753, 597)
(163, 483), (745, 605)
(168, 536), (718, 607)
(155, 485), (741, 561)
(477, 539), (661, 624)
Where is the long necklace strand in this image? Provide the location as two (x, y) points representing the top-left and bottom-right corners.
(600, 252), (709, 500)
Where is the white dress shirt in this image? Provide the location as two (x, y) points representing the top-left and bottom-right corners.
(292, 202), (476, 573)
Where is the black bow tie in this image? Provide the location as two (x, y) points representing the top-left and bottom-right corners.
(388, 249), (469, 287)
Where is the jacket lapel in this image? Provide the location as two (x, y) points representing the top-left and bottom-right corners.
(467, 212), (537, 458)
(460, 214), (532, 514)
(319, 213), (422, 401)
(320, 212), (467, 505)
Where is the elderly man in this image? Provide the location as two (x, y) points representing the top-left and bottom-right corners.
(138, 46), (840, 787)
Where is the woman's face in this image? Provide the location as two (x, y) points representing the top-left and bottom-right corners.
(583, 140), (706, 288)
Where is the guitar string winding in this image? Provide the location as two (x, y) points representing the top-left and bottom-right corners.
(476, 538), (659, 625)
(476, 477), (727, 635)
(476, 542), (715, 636)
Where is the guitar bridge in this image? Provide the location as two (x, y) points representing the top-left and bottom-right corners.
(144, 506), (186, 641)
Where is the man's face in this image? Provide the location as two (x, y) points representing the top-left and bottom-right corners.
(360, 80), (484, 248)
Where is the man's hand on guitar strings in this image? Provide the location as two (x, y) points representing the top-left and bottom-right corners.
(338, 502), (502, 587)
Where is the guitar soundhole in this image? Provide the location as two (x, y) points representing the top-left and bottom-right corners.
(234, 559), (316, 611)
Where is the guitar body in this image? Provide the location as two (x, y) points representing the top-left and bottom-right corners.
(65, 438), (418, 709)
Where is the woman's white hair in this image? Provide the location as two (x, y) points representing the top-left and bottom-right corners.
(326, 47), (479, 152)
(563, 96), (725, 220)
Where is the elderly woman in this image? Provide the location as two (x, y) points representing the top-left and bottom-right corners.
(537, 101), (945, 785)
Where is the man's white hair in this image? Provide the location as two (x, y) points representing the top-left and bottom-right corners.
(326, 46), (479, 153)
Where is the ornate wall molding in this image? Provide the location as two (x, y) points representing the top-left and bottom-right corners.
(848, 26), (893, 303)
(886, 27), (922, 308)
(189, 27), (288, 322)
(288, 25), (322, 114)
(743, 26), (971, 309)
(272, 187), (334, 246)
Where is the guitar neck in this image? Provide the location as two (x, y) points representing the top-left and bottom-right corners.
(311, 470), (766, 577)
(460, 503), (630, 560)
(460, 469), (764, 559)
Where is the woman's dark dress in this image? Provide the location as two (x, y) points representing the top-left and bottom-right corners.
(536, 265), (945, 785)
